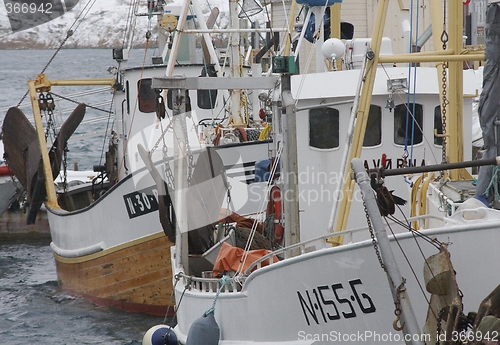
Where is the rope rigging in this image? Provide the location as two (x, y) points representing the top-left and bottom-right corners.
(404, 0), (420, 167)
(49, 92), (113, 114)
(232, 144), (283, 283)
(39, 86), (116, 179)
(364, 188), (440, 331)
(17, 0), (100, 107)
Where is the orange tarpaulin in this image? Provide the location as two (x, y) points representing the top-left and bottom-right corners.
(213, 242), (278, 277)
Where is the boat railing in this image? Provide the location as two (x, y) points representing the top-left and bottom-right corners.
(244, 213), (450, 274)
(427, 182), (463, 217)
(174, 214), (448, 293)
(177, 273), (239, 294)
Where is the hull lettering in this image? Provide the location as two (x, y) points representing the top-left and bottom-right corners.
(297, 278), (376, 326)
(123, 186), (159, 218)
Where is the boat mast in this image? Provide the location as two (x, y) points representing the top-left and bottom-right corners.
(122, 0), (142, 64)
(443, 1), (469, 179)
(165, 0), (191, 76)
(330, 2), (341, 70)
(172, 83), (190, 273)
(229, 0), (245, 125)
(332, 0), (390, 238)
(190, 0), (223, 76)
(312, 5), (326, 73)
(281, 74), (301, 254)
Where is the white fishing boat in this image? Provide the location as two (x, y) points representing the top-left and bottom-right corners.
(2, 0), (277, 315)
(138, 1), (500, 344)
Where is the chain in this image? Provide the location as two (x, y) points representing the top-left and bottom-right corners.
(149, 118), (175, 190)
(148, 94), (194, 189)
(46, 111), (55, 139)
(171, 114), (194, 183)
(183, 117), (194, 183)
(393, 279), (406, 331)
(161, 146), (175, 191)
(436, 308), (444, 345)
(364, 201), (387, 272)
(151, 119), (174, 154)
(39, 93), (57, 140)
(241, 92), (249, 126)
(226, 185), (232, 206)
(440, 30), (449, 165)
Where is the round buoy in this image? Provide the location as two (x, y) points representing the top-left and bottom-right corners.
(185, 312), (220, 345)
(142, 325), (178, 345)
(321, 38), (346, 60)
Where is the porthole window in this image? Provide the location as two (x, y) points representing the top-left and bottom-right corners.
(137, 78), (157, 113)
(394, 103), (423, 145)
(309, 107), (339, 149)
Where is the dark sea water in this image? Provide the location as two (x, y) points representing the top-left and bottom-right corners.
(0, 238), (164, 345)
(0, 49), (167, 344)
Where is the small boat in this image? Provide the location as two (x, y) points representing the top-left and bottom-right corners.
(2, 0), (278, 315)
(139, 1), (500, 344)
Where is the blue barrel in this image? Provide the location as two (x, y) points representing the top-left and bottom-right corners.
(254, 158), (280, 182)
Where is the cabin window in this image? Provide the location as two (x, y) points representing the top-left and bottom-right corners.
(434, 106), (443, 145)
(309, 107), (339, 149)
(167, 90), (173, 110)
(363, 105), (382, 147)
(137, 78), (157, 113)
(197, 65), (218, 110)
(167, 90), (192, 112)
(197, 89), (217, 109)
(394, 103), (423, 145)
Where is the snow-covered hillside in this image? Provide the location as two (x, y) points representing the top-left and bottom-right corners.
(0, 0), (230, 49)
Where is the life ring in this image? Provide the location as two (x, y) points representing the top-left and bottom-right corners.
(0, 165), (13, 177)
(266, 186), (284, 243)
